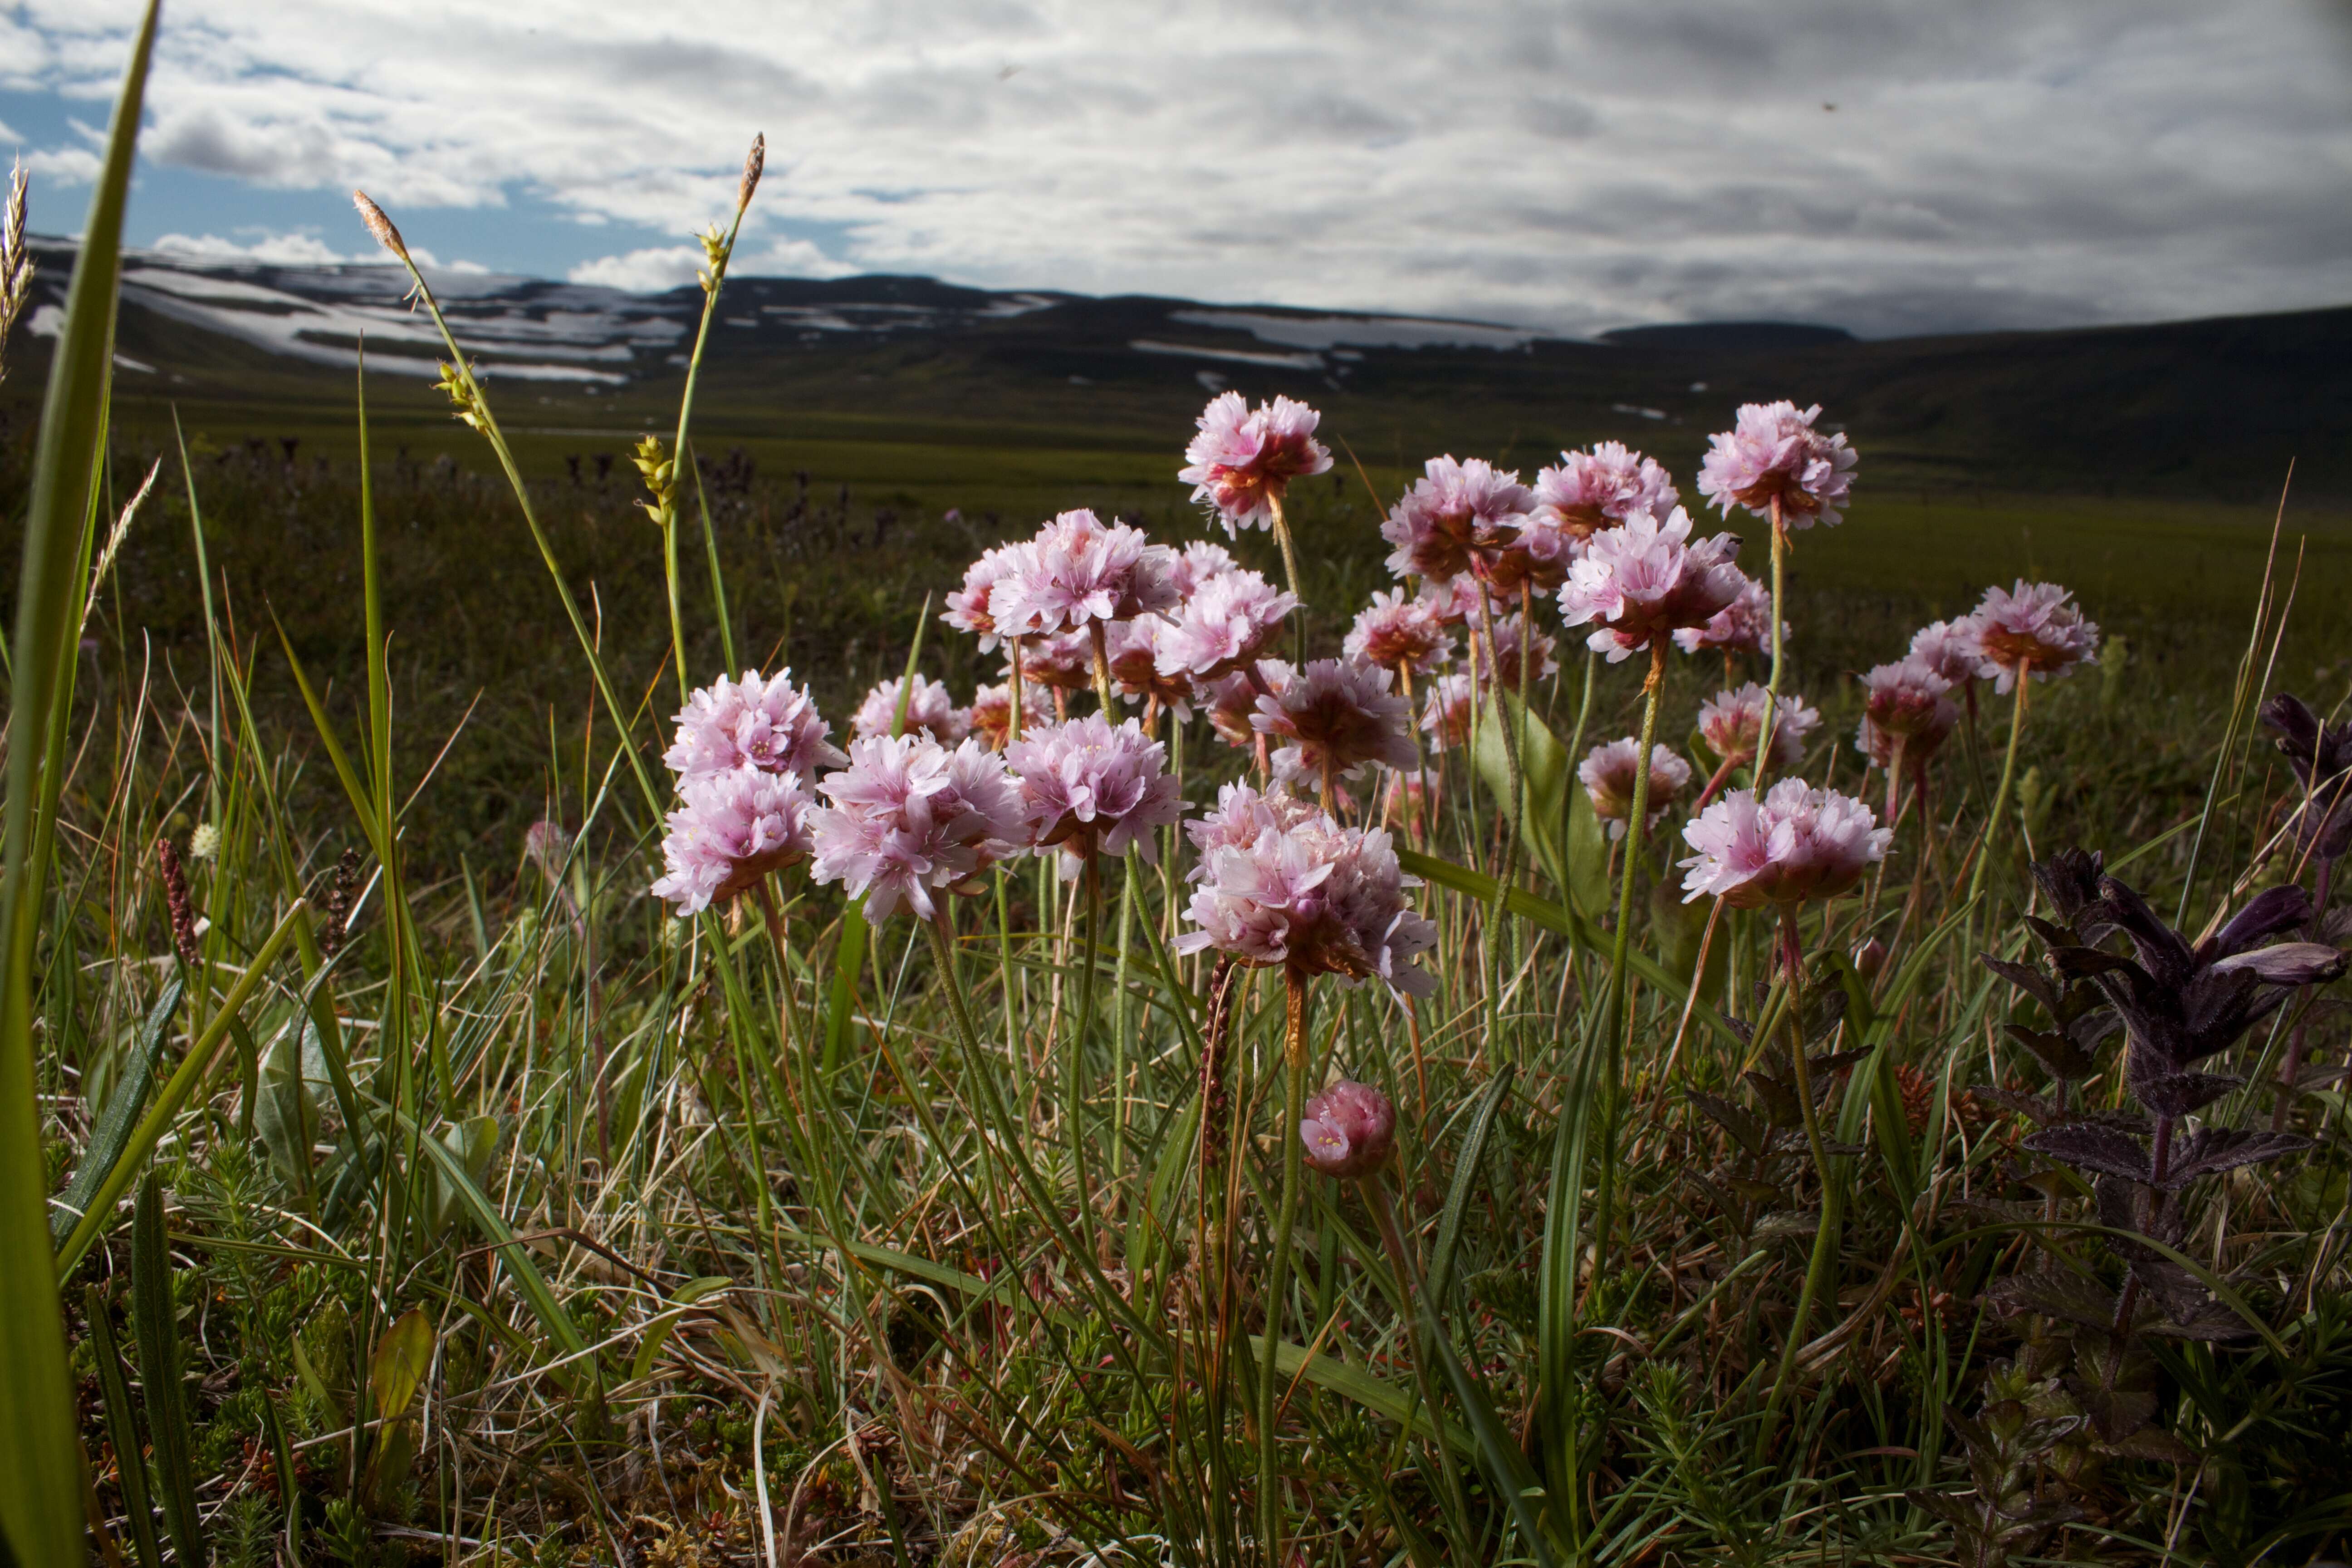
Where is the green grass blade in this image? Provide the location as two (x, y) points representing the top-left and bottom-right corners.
(49, 979), (182, 1245)
(0, 7), (159, 1559)
(133, 1176), (205, 1568)
(84, 1286), (162, 1568)
(1429, 1063), (1513, 1316)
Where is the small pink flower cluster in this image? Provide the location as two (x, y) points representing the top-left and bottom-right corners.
(1579, 739), (1694, 840)
(988, 509), (1180, 638)
(1380, 456), (1537, 584)
(1345, 589), (1455, 675)
(1672, 574), (1778, 657)
(1253, 658), (1418, 787)
(1558, 507), (1748, 662)
(970, 680), (1049, 751)
(809, 733), (1028, 922)
(1532, 441), (1680, 544)
(1005, 713), (1186, 877)
(1299, 1079), (1396, 1179)
(1680, 778), (1891, 907)
(1961, 581), (2100, 692)
(852, 672), (972, 744)
(1696, 401), (1858, 529)
(654, 668), (841, 915)
(1177, 785), (1436, 996)
(1179, 392), (1334, 534)
(1854, 657), (1958, 769)
(1699, 683), (1821, 772)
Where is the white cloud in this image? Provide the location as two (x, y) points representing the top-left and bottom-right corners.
(566, 245), (702, 293)
(16, 0), (2352, 333)
(24, 145), (100, 184)
(151, 229), (356, 265)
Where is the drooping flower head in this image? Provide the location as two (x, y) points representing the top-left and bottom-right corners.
(942, 543), (1027, 651)
(1179, 392), (1335, 534)
(1680, 778), (1891, 907)
(1906, 618), (1985, 687)
(970, 680), (1050, 751)
(1104, 618), (1199, 719)
(1176, 797), (1437, 997)
(1006, 714), (1186, 877)
(2261, 694), (2352, 862)
(809, 735), (1029, 922)
(1380, 457), (1537, 584)
(1300, 1079), (1397, 1179)
(1154, 567), (1297, 681)
(1558, 506), (1747, 662)
(1964, 581), (2099, 692)
(1531, 441), (1680, 546)
(1672, 573), (1780, 657)
(1579, 739), (1694, 840)
(651, 769), (818, 916)
(1480, 612), (1558, 692)
(989, 509), (1180, 638)
(664, 668), (846, 781)
(1345, 589), (1456, 676)
(1698, 682), (1822, 772)
(1695, 401), (1858, 529)
(852, 672), (972, 745)
(1254, 657), (1418, 786)
(1420, 672), (1476, 754)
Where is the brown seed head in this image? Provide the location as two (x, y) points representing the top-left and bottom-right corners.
(352, 190), (409, 262)
(738, 133), (765, 213)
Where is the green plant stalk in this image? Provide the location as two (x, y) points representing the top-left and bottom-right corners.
(1112, 853), (1137, 1181)
(1757, 496), (1788, 774)
(1259, 968), (1311, 1567)
(1966, 663), (2032, 902)
(1759, 910), (1838, 1454)
(132, 1175), (202, 1568)
(0, 13), (156, 1560)
(1068, 853), (1104, 1253)
(691, 452), (740, 672)
(1269, 494), (1306, 662)
(1592, 638), (1669, 1260)
(660, 199), (751, 701)
(85, 1284), (162, 1568)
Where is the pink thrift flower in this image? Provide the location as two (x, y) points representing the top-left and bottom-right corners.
(1010, 628), (1097, 693)
(664, 668), (846, 782)
(1104, 617), (1200, 719)
(1531, 441), (1681, 546)
(1185, 780), (1323, 872)
(852, 673), (972, 744)
(1299, 1079), (1397, 1179)
(1419, 574), (1482, 628)
(1155, 567), (1297, 681)
(1176, 805), (1437, 997)
(1171, 539), (1242, 597)
(1178, 392), (1335, 534)
(942, 543), (1027, 651)
(1698, 683), (1821, 772)
(1344, 588), (1456, 676)
(990, 509), (1180, 638)
(1420, 672), (1476, 753)
(809, 735), (1028, 922)
(1672, 574), (1780, 657)
(1907, 619), (1984, 687)
(1579, 738), (1695, 840)
(1205, 668), (1271, 750)
(970, 680), (1049, 751)
(1860, 657), (1956, 739)
(1964, 581), (2100, 692)
(1007, 714), (1186, 876)
(1695, 401), (1858, 529)
(1380, 457), (1536, 583)
(1379, 765), (1439, 836)
(651, 769), (818, 916)
(1480, 612), (1558, 692)
(1557, 507), (1747, 663)
(1254, 657), (1418, 786)
(1679, 778), (1891, 907)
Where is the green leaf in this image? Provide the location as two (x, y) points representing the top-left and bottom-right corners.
(0, 8), (160, 1559)
(254, 1017), (318, 1191)
(84, 1287), (162, 1568)
(49, 979), (181, 1245)
(1430, 1065), (1514, 1313)
(1247, 1335), (1471, 1456)
(1471, 690), (1587, 906)
(133, 1176), (203, 1568)
(368, 1307), (435, 1425)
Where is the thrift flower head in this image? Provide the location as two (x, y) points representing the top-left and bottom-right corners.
(665, 668), (845, 781)
(1206, 668), (1272, 749)
(1680, 778), (1891, 907)
(1254, 657), (1418, 785)
(1860, 657), (1956, 739)
(943, 543), (1025, 651)
(1532, 441), (1680, 544)
(1300, 1080), (1397, 1179)
(1344, 588), (1455, 676)
(852, 673), (972, 744)
(1420, 672), (1476, 754)
(1965, 581), (2099, 692)
(1179, 392), (1334, 534)
(1699, 682), (1821, 771)
(1185, 780), (1324, 870)
(1557, 507), (1747, 662)
(1672, 574), (1779, 657)
(1481, 612), (1558, 692)
(2262, 694), (2352, 862)
(1420, 574), (1482, 628)
(810, 735), (1028, 922)
(990, 509), (1179, 637)
(1380, 457), (1536, 583)
(970, 680), (1049, 751)
(1695, 401), (1858, 529)
(1906, 618), (1984, 686)
(1579, 739), (1694, 840)
(652, 769), (818, 916)
(1012, 629), (1097, 692)
(1105, 618), (1199, 718)
(1171, 539), (1241, 597)
(1176, 800), (1437, 996)
(1006, 714), (1185, 876)
(1155, 567), (1297, 680)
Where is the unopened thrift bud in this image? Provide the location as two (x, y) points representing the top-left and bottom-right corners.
(1299, 1079), (1396, 1179)
(1852, 936), (1887, 979)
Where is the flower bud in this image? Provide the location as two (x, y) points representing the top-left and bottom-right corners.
(1299, 1079), (1396, 1179)
(351, 190), (409, 263)
(1852, 936), (1887, 979)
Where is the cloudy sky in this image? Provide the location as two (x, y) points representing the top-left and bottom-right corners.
(5, 0), (2349, 337)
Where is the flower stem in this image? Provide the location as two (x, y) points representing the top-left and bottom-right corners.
(1259, 968), (1312, 1566)
(1069, 853), (1104, 1253)
(1757, 495), (1788, 777)
(1592, 638), (1668, 1262)
(1966, 661), (2032, 901)
(1088, 620), (1116, 714)
(1269, 493), (1305, 663)
(1761, 909), (1841, 1452)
